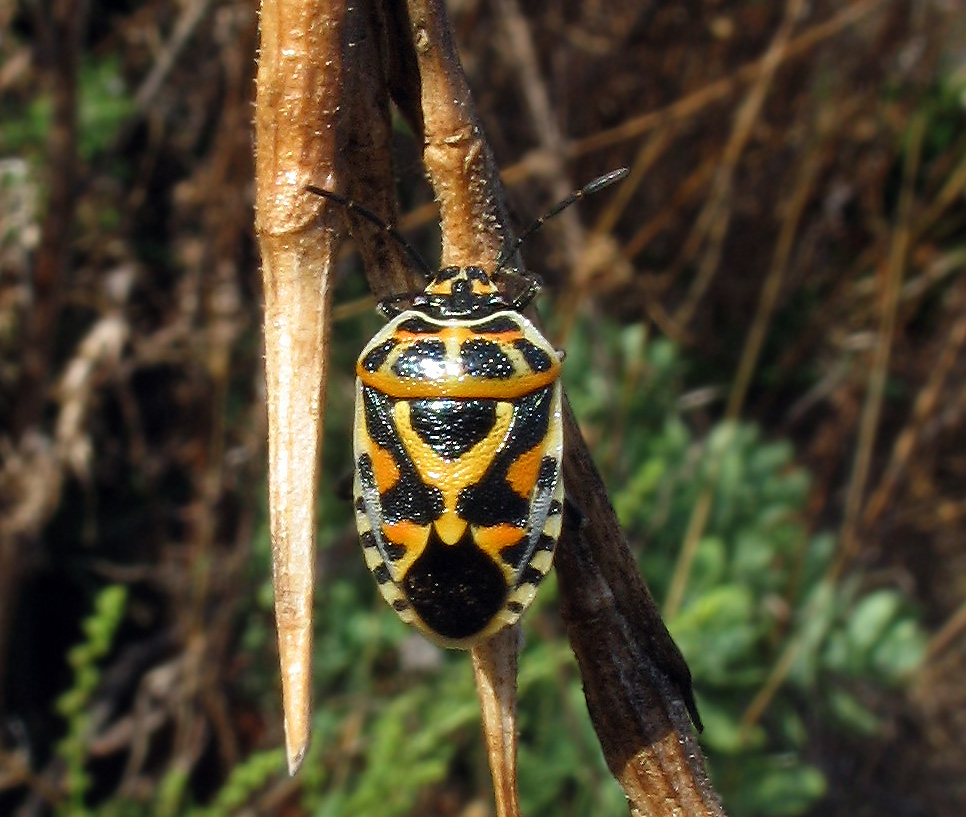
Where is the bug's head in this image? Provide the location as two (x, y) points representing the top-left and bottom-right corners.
(415, 266), (508, 318)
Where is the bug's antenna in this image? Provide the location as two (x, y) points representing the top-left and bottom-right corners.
(306, 185), (434, 278)
(494, 167), (630, 273)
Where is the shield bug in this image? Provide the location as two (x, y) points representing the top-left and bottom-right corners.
(309, 169), (628, 648)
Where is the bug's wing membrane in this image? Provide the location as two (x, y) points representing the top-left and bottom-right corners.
(516, 381), (564, 586)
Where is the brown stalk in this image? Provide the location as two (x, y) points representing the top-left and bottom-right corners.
(471, 626), (522, 817)
(254, 0), (347, 774)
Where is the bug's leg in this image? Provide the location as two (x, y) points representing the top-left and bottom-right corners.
(492, 268), (543, 311)
(563, 495), (587, 532)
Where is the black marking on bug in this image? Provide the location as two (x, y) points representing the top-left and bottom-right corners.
(403, 527), (508, 641)
(384, 541), (408, 562)
(391, 339), (448, 380)
(432, 266), (461, 282)
(475, 315), (520, 334)
(397, 316), (439, 334)
(536, 457), (558, 490)
(392, 599), (410, 612)
(548, 499), (563, 516)
(498, 535), (535, 571)
(373, 563), (392, 585)
(362, 339), (398, 373)
(535, 533), (556, 552)
(362, 386), (444, 524)
(460, 339), (515, 379)
(357, 454), (375, 488)
(408, 398), (497, 459)
(456, 387), (555, 528)
(513, 339), (553, 373)
(518, 564), (544, 587)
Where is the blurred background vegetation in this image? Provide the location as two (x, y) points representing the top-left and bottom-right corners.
(1, 0), (965, 815)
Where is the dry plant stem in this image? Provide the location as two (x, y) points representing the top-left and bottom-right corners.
(255, 0), (347, 774)
(338, 0), (423, 301)
(665, 0), (806, 618)
(926, 598), (966, 662)
(399, 2), (718, 813)
(133, 0), (210, 113)
(862, 278), (966, 527)
(724, 141), (823, 419)
(495, 0), (584, 270)
(558, 401), (724, 817)
(471, 626), (522, 817)
(836, 113), (924, 576)
(403, 1), (522, 811)
(406, 0), (511, 268)
(0, 0), (84, 714)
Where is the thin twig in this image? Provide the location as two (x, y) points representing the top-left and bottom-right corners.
(862, 279), (966, 527)
(836, 112), (925, 576)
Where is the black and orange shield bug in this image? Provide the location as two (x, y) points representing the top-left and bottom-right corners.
(309, 168), (628, 647)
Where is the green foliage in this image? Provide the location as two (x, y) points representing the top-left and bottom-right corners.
(77, 56), (136, 163)
(562, 317), (927, 816)
(55, 584), (129, 817)
(0, 55), (134, 162)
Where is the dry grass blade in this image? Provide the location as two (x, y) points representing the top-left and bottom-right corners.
(836, 112), (926, 576)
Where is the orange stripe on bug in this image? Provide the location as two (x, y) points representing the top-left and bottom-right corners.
(505, 445), (546, 498)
